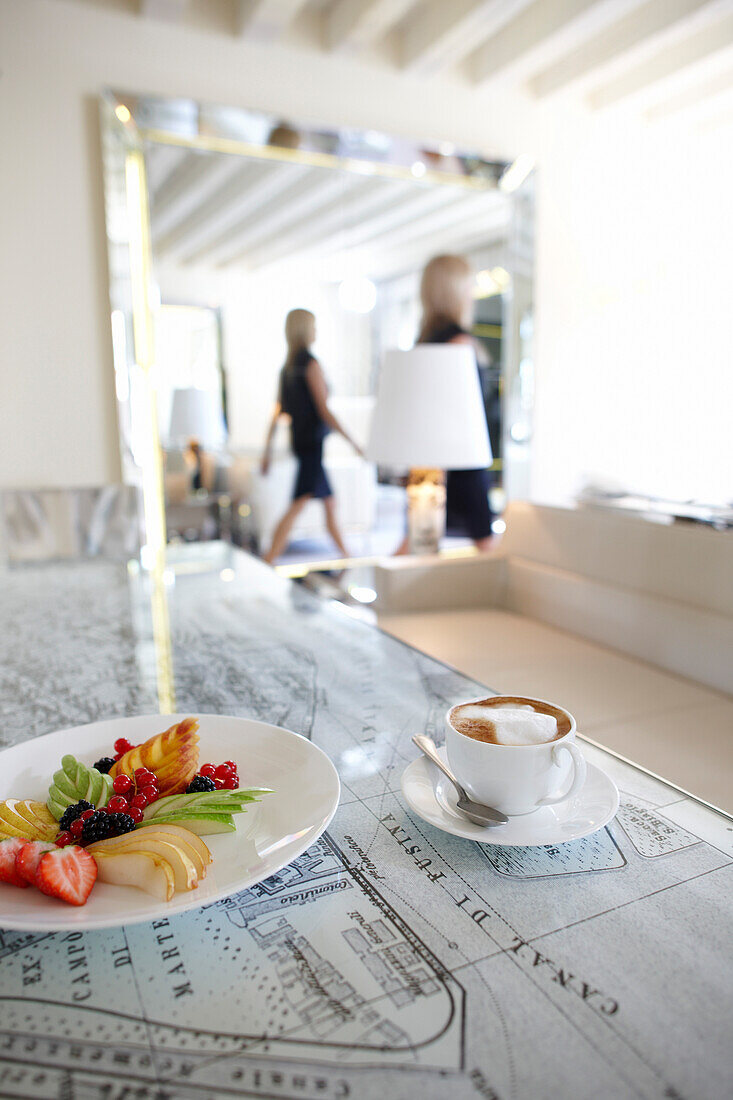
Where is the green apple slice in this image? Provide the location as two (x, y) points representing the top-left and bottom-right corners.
(143, 788), (270, 820)
(143, 813), (236, 835)
(47, 755), (112, 819)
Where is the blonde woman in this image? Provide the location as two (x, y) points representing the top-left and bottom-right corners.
(260, 309), (362, 564)
(398, 254), (493, 552)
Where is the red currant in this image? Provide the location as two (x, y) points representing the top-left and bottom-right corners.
(70, 819), (84, 837)
(80, 809), (95, 822)
(215, 764), (232, 780)
(223, 776), (238, 789)
(128, 806), (144, 824)
(112, 774), (132, 794)
(213, 777), (225, 789)
(107, 795), (129, 814)
(200, 763), (216, 778)
(114, 738), (133, 754)
(130, 792), (148, 810)
(140, 785), (158, 804)
(55, 831), (72, 847)
(224, 760), (237, 769)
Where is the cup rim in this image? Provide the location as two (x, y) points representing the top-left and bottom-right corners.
(446, 694), (575, 749)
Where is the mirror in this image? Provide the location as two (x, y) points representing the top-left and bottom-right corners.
(100, 91), (535, 567)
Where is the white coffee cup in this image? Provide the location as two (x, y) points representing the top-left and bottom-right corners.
(444, 695), (587, 816)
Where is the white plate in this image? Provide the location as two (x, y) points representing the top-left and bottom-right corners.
(401, 745), (618, 846)
(0, 714), (340, 931)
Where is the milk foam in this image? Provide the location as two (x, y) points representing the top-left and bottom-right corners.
(454, 703), (558, 746)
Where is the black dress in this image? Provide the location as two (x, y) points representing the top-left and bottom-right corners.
(420, 322), (493, 540)
(278, 349), (333, 501)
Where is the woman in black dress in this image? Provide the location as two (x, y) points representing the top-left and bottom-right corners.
(260, 309), (363, 564)
(396, 254), (494, 552)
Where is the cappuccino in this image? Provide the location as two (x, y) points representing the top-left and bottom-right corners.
(449, 696), (571, 746)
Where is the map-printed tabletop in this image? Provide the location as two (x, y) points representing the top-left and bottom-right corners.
(0, 545), (731, 1100)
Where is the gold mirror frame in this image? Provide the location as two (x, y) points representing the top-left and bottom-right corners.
(100, 89), (532, 576)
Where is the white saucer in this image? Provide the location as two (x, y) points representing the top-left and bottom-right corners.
(401, 745), (619, 846)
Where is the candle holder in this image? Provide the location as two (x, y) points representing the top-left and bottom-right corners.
(407, 468), (446, 554)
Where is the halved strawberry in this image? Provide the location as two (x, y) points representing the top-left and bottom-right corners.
(16, 841), (56, 886)
(0, 837), (32, 887)
(36, 846), (97, 906)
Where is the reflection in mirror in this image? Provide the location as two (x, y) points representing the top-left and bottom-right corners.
(102, 92), (534, 567)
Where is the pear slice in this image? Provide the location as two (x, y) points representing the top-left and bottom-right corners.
(89, 826), (209, 880)
(14, 802), (46, 828)
(136, 824), (211, 869)
(0, 800), (57, 841)
(93, 850), (175, 901)
(0, 800), (35, 837)
(88, 836), (198, 892)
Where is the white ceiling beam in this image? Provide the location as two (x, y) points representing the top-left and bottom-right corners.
(361, 210), (511, 281)
(325, 0), (418, 52)
(645, 65), (733, 120)
(400, 0), (525, 75)
(151, 152), (242, 241)
(138, 0), (189, 19)
(529, 0), (717, 97)
(247, 179), (411, 269)
(244, 182), (463, 273)
(327, 199), (510, 282)
(353, 188), (506, 252)
(237, 0), (311, 39)
(211, 173), (361, 267)
(157, 163), (307, 260)
(471, 0), (610, 84)
(293, 188), (504, 276)
(306, 185), (466, 255)
(588, 9), (733, 108)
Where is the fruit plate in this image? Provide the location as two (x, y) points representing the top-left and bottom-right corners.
(0, 714), (340, 931)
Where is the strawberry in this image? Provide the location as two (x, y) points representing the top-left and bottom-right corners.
(36, 846), (98, 906)
(16, 841), (56, 886)
(0, 837), (32, 887)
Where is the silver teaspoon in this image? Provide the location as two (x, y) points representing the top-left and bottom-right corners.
(412, 735), (509, 828)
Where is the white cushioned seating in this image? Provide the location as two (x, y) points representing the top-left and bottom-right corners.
(375, 502), (733, 811)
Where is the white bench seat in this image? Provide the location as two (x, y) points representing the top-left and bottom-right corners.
(375, 502), (733, 813)
(379, 607), (733, 812)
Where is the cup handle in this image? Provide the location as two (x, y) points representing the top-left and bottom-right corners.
(536, 742), (587, 806)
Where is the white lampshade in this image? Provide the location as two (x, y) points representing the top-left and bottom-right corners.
(167, 388), (226, 448)
(367, 346), (492, 469)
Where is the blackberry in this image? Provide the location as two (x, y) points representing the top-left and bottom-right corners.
(93, 756), (116, 774)
(59, 800), (93, 832)
(186, 775), (216, 793)
(105, 812), (136, 838)
(80, 811), (112, 845)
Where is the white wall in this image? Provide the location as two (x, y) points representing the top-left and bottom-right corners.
(0, 0), (535, 489)
(2, 0), (731, 506)
(533, 107), (733, 505)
